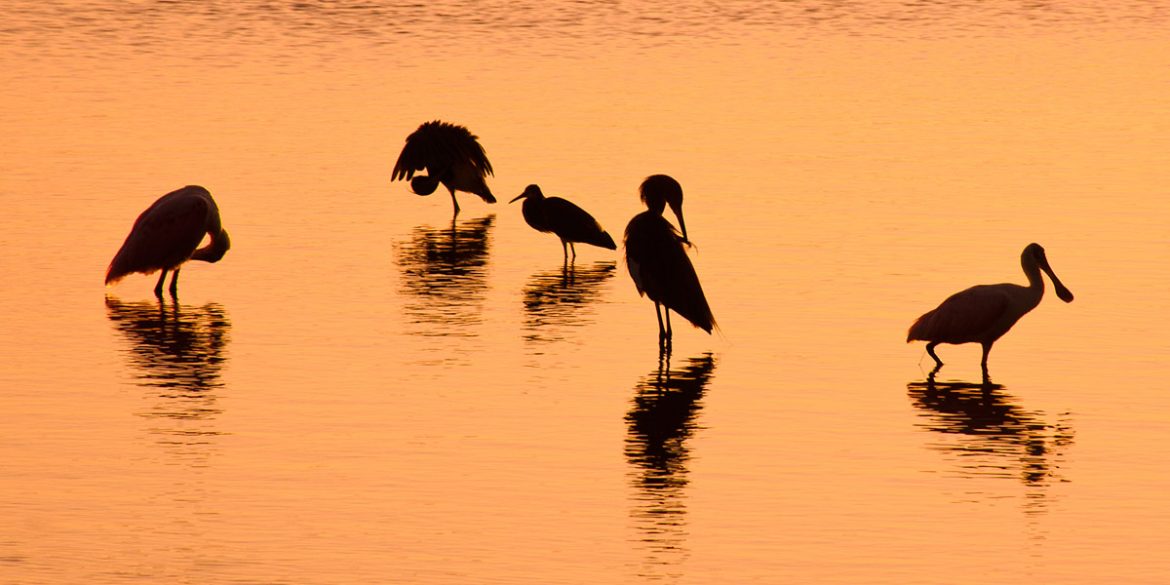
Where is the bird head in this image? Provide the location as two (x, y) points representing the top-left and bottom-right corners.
(410, 175), (440, 196)
(640, 174), (688, 243)
(509, 184), (544, 204)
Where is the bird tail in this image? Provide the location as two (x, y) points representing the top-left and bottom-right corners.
(906, 310), (935, 342)
(105, 247), (156, 285)
(591, 231), (617, 250)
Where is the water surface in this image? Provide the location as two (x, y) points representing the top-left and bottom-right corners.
(2, 1), (1169, 583)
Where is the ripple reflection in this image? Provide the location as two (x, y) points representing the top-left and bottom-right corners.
(625, 352), (717, 580)
(395, 216), (494, 361)
(105, 296), (231, 465)
(522, 261), (615, 345)
(907, 374), (1074, 512)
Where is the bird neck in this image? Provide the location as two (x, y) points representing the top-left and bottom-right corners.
(1021, 253), (1045, 295)
(192, 230), (230, 263)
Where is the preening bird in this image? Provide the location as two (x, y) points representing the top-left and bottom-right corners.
(105, 185), (231, 298)
(510, 184), (616, 261)
(625, 175), (715, 347)
(907, 243), (1074, 377)
(639, 173), (690, 244)
(391, 120), (496, 215)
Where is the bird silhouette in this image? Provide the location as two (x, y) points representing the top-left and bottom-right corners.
(105, 185), (231, 298)
(510, 184), (616, 262)
(907, 243), (1074, 378)
(391, 120), (496, 215)
(625, 175), (715, 349)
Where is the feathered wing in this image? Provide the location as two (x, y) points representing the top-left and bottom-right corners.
(544, 197), (616, 249)
(105, 188), (212, 284)
(624, 211), (715, 332)
(391, 120), (493, 182)
(907, 285), (1010, 344)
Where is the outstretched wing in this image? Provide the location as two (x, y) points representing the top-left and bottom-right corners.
(392, 120), (493, 182)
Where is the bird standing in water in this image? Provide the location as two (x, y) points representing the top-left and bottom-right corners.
(624, 175), (715, 348)
(391, 120), (497, 215)
(907, 242), (1074, 378)
(105, 185), (231, 298)
(510, 184), (616, 262)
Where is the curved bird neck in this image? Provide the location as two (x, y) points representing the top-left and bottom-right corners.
(192, 230), (230, 263)
(1020, 251), (1046, 297)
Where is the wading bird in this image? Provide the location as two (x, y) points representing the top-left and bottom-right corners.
(510, 184), (616, 262)
(391, 120), (496, 215)
(105, 185), (231, 298)
(907, 243), (1074, 377)
(625, 175), (715, 347)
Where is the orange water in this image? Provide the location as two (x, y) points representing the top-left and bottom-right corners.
(2, 2), (1168, 583)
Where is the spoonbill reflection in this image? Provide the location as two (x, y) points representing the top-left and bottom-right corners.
(105, 185), (231, 298)
(624, 175), (715, 348)
(907, 243), (1074, 377)
(391, 120), (497, 215)
(510, 184), (616, 262)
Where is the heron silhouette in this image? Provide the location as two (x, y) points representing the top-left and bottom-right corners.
(391, 120), (496, 215)
(625, 175), (715, 348)
(105, 185), (231, 298)
(907, 243), (1074, 378)
(510, 184), (616, 262)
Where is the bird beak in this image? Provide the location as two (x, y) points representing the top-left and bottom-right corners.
(671, 201), (689, 244)
(1039, 255), (1075, 303)
(509, 193), (525, 204)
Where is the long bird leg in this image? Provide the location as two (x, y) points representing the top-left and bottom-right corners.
(169, 268), (181, 297)
(562, 240), (569, 265)
(980, 342), (993, 381)
(449, 187), (460, 217)
(654, 302), (667, 341)
(570, 242), (577, 261)
(925, 342), (943, 368)
(665, 308), (673, 340)
(153, 269), (169, 298)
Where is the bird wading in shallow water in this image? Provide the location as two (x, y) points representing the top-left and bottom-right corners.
(105, 185), (231, 298)
(510, 184), (616, 262)
(907, 242), (1074, 379)
(624, 175), (715, 349)
(391, 120), (496, 216)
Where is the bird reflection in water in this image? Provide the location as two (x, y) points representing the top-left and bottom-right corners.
(625, 352), (717, 579)
(395, 216), (494, 355)
(521, 261), (615, 345)
(105, 297), (231, 464)
(907, 372), (1074, 513)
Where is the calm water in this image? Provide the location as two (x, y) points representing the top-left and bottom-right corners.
(3, 1), (1170, 583)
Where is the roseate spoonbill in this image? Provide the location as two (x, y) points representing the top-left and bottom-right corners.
(510, 184), (616, 261)
(625, 175), (715, 347)
(391, 120), (496, 215)
(907, 243), (1074, 376)
(639, 174), (690, 244)
(105, 185), (231, 298)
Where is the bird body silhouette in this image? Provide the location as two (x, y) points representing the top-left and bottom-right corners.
(625, 176), (714, 346)
(105, 185), (231, 298)
(907, 243), (1074, 376)
(391, 120), (496, 215)
(510, 185), (616, 261)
